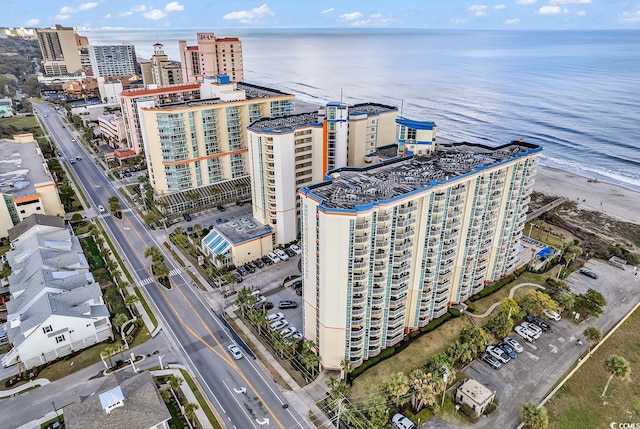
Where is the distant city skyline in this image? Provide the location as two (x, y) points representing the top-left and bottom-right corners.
(5, 0), (640, 31)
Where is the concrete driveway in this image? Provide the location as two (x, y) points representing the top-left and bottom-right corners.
(424, 259), (640, 429)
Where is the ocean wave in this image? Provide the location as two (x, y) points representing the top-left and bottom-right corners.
(539, 155), (640, 192)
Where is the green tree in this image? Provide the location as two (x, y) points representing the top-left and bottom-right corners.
(382, 371), (410, 408)
(236, 287), (257, 317)
(518, 290), (560, 317)
(520, 403), (548, 429)
(340, 358), (354, 381)
(583, 326), (602, 356)
(574, 288), (607, 318)
(113, 313), (129, 337)
(459, 325), (489, 357)
(448, 340), (473, 365)
(183, 402), (199, 425)
(124, 294), (140, 315)
(544, 277), (570, 295)
(485, 311), (514, 338)
(108, 196), (122, 219)
(501, 297), (520, 319)
(101, 345), (116, 367)
(362, 393), (391, 429)
(552, 293), (575, 311)
(167, 375), (183, 395)
(601, 355), (631, 399)
(272, 331), (289, 359)
(408, 368), (441, 412)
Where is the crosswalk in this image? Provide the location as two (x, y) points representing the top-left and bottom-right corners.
(138, 268), (185, 286)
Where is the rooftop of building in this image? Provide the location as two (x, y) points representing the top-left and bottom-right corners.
(8, 213), (65, 242)
(458, 378), (495, 405)
(248, 112), (320, 132)
(158, 82), (292, 109)
(349, 102), (398, 115)
(121, 83), (201, 97)
(303, 140), (541, 210)
(212, 215), (272, 245)
(0, 138), (52, 198)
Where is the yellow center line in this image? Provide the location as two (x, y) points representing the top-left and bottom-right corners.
(120, 217), (287, 429)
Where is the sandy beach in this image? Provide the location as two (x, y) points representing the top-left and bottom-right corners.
(534, 165), (640, 225)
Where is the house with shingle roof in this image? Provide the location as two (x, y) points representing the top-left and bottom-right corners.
(64, 371), (171, 429)
(1, 214), (111, 369)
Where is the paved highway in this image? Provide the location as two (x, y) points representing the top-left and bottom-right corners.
(33, 102), (307, 429)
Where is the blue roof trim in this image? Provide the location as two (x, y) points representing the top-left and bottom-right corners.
(396, 117), (436, 130)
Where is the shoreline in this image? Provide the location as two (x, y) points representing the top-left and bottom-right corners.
(533, 165), (640, 225)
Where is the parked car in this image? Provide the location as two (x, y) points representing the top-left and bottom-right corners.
(291, 330), (303, 340)
(238, 266), (249, 276)
(183, 213), (192, 222)
(270, 319), (289, 331)
(244, 263), (256, 274)
(267, 252), (281, 264)
(543, 308), (562, 321)
(227, 344), (243, 360)
(522, 322), (542, 339)
(75, 155), (81, 160)
(525, 315), (552, 332)
(504, 337), (524, 353)
(285, 247), (296, 257)
(486, 345), (511, 364)
(280, 326), (297, 338)
(392, 413), (417, 429)
(217, 205), (226, 212)
(262, 256), (273, 265)
(515, 325), (536, 342)
(295, 288), (302, 296)
(481, 353), (502, 370)
(579, 268), (598, 279)
(290, 244), (301, 255)
(291, 279), (302, 290)
(253, 301), (273, 311)
(266, 312), (284, 323)
(254, 259), (265, 268)
(235, 273), (243, 283)
(274, 249), (289, 261)
(279, 300), (298, 309)
(496, 341), (517, 359)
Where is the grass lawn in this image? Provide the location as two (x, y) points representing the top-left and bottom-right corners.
(38, 341), (113, 381)
(179, 369), (223, 429)
(348, 316), (470, 401)
(0, 115), (38, 130)
(546, 306), (640, 429)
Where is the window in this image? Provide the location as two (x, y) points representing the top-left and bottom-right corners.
(42, 325), (53, 334)
(55, 334), (66, 343)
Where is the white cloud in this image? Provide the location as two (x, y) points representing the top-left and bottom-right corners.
(538, 5), (563, 14)
(349, 13), (398, 27)
(321, 7), (335, 15)
(494, 4), (506, 9)
(143, 9), (167, 20)
(620, 10), (640, 23)
(164, 2), (184, 12)
(25, 18), (39, 26)
(104, 13), (111, 19)
(340, 11), (363, 20)
(55, 14), (71, 20)
(468, 5), (489, 17)
(450, 18), (467, 24)
(60, 6), (75, 14)
(576, 10), (586, 16)
(549, 0), (590, 4)
(131, 5), (150, 12)
(59, 2), (98, 15)
(505, 18), (520, 24)
(516, 0), (537, 4)
(78, 2), (98, 11)
(224, 4), (275, 24)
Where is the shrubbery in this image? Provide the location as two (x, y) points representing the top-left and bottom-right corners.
(350, 347), (395, 378)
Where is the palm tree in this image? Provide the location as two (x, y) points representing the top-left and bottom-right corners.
(382, 371), (410, 408)
(520, 403), (549, 429)
(408, 368), (439, 412)
(113, 313), (129, 338)
(583, 326), (602, 356)
(184, 402), (199, 425)
(601, 355), (631, 399)
(124, 294), (140, 316)
(448, 340), (473, 365)
(326, 376), (349, 402)
(340, 358), (354, 381)
(167, 375), (184, 395)
(101, 345), (116, 368)
(236, 287), (257, 317)
(116, 282), (129, 299)
(272, 332), (289, 359)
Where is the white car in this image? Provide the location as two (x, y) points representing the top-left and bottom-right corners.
(543, 308), (561, 321)
(291, 330), (303, 340)
(289, 244), (301, 255)
(274, 249), (289, 261)
(98, 204), (106, 213)
(280, 326), (297, 338)
(519, 323), (540, 339)
(392, 413), (417, 429)
(267, 252), (281, 264)
(227, 344), (243, 360)
(266, 312), (284, 323)
(270, 319), (289, 331)
(504, 337), (524, 353)
(486, 345), (511, 364)
(522, 322), (542, 338)
(515, 325), (536, 343)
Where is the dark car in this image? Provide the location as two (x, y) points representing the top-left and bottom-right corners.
(579, 268), (598, 279)
(291, 279), (302, 290)
(262, 256), (273, 265)
(254, 259), (265, 268)
(279, 300), (298, 309)
(183, 213), (192, 222)
(235, 273), (243, 283)
(254, 301), (274, 311)
(244, 263), (256, 274)
(285, 248), (296, 257)
(217, 205), (226, 212)
(496, 341), (518, 359)
(237, 266), (248, 276)
(525, 315), (552, 332)
(295, 288), (302, 296)
(481, 353), (501, 370)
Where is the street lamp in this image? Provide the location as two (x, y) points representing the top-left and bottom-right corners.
(51, 401), (62, 424)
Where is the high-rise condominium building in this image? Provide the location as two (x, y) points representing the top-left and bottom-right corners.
(138, 75), (293, 198)
(247, 103), (398, 245)
(36, 24), (83, 76)
(298, 139), (541, 369)
(140, 43), (183, 87)
(89, 43), (137, 77)
(179, 32), (244, 83)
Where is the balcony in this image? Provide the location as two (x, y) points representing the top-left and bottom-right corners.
(451, 187), (466, 196)
(392, 265), (410, 276)
(395, 230), (414, 240)
(350, 356), (363, 367)
(352, 283), (367, 295)
(375, 251), (389, 261)
(351, 324), (366, 338)
(355, 222), (371, 231)
(377, 213), (392, 222)
(397, 217), (416, 228)
(398, 205), (417, 215)
(353, 259), (369, 270)
(373, 263), (387, 274)
(432, 206), (445, 214)
(395, 252), (412, 263)
(437, 278), (452, 289)
(350, 337), (365, 349)
(352, 295), (367, 307)
(371, 287), (386, 298)
(370, 307), (384, 318)
(368, 336), (382, 348)
(377, 226), (391, 235)
(395, 242), (413, 252)
(388, 316), (405, 328)
(350, 348), (364, 359)
(443, 241), (457, 252)
(354, 247), (369, 258)
(391, 276), (409, 287)
(386, 325), (405, 339)
(354, 235), (370, 244)
(389, 296), (407, 308)
(352, 272), (368, 282)
(352, 306), (366, 318)
(376, 239), (390, 247)
(449, 198), (464, 207)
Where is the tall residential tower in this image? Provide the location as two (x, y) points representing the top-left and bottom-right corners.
(179, 32), (244, 83)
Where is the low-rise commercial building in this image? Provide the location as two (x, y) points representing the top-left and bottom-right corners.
(456, 378), (495, 416)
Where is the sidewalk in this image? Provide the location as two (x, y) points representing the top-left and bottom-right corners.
(153, 367), (213, 429)
(0, 378), (50, 399)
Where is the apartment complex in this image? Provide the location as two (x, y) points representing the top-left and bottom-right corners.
(0, 134), (65, 238)
(89, 44), (138, 78)
(299, 140), (541, 369)
(179, 32), (244, 83)
(138, 75), (294, 198)
(140, 43), (183, 87)
(98, 114), (127, 148)
(247, 103), (398, 245)
(35, 24), (85, 76)
(1, 215), (111, 369)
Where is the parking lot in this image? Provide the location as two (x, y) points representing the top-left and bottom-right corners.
(425, 259), (640, 429)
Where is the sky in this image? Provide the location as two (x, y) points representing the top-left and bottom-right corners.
(4, 0), (640, 30)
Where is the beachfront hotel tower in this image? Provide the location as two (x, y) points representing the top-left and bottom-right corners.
(179, 32), (244, 83)
(298, 140), (541, 369)
(138, 75), (294, 198)
(247, 103), (398, 245)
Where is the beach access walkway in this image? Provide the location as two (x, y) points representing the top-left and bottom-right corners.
(526, 197), (567, 222)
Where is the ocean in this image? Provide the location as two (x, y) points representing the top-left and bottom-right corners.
(81, 28), (640, 191)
